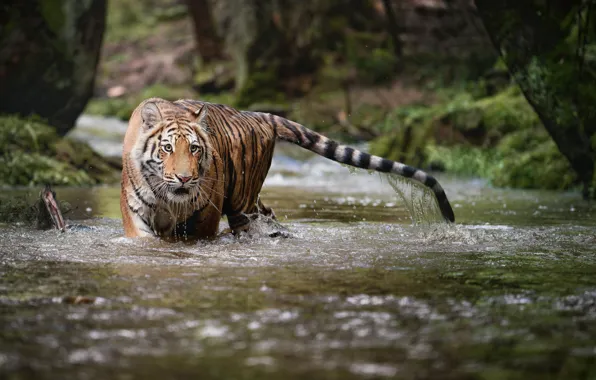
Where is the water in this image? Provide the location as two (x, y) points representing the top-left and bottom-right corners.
(1, 116), (596, 379)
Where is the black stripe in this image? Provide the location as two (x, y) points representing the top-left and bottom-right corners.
(342, 147), (355, 166)
(379, 158), (393, 172)
(141, 162), (158, 177)
(125, 160), (155, 208)
(304, 132), (320, 149)
(127, 202), (151, 227)
(220, 118), (238, 202)
(211, 151), (224, 202)
(142, 123), (169, 153)
(259, 113), (270, 125)
(424, 175), (437, 188)
(268, 113), (277, 129)
(142, 136), (152, 155)
(359, 153), (371, 169)
(239, 133), (247, 197)
(280, 119), (302, 144)
(402, 166), (416, 178)
(324, 140), (338, 159)
(131, 181), (154, 208)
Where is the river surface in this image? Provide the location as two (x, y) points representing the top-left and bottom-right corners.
(1, 116), (596, 380)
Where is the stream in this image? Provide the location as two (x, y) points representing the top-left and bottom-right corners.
(1, 115), (596, 379)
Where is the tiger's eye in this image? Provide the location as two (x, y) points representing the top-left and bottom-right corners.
(162, 144), (173, 153)
(190, 145), (202, 154)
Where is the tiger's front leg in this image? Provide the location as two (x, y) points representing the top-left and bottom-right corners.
(121, 190), (156, 238)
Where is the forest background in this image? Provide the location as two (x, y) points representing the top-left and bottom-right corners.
(0, 0), (594, 199)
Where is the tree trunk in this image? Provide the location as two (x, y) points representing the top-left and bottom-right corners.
(184, 0), (225, 64)
(475, 0), (596, 198)
(207, 0), (381, 107)
(381, 0), (403, 61)
(0, 0), (106, 136)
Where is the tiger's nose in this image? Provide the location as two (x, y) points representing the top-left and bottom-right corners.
(176, 174), (192, 184)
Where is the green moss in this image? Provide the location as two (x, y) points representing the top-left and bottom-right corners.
(372, 85), (576, 191)
(0, 115), (119, 186)
(424, 145), (501, 179)
(0, 195), (37, 224)
(424, 129), (576, 190)
(0, 152), (93, 186)
(235, 69), (286, 109)
(345, 32), (398, 85)
(492, 140), (576, 190)
(0, 115), (58, 152)
(370, 104), (436, 165)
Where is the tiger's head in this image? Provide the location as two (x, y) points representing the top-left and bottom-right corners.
(137, 100), (213, 204)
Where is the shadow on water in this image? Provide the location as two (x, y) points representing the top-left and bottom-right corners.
(1, 118), (596, 379)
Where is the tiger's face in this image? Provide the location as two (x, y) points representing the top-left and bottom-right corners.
(138, 101), (213, 204)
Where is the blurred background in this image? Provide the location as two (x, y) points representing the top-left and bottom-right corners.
(0, 0), (594, 198)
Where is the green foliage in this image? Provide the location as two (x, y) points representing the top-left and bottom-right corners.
(424, 130), (575, 190)
(235, 69), (287, 109)
(0, 194), (37, 224)
(492, 132), (576, 190)
(372, 84), (576, 191)
(345, 32), (398, 85)
(105, 0), (187, 43)
(474, 1), (596, 197)
(424, 145), (500, 179)
(0, 152), (93, 186)
(0, 115), (118, 186)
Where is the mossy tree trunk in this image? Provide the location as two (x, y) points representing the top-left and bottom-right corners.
(0, 0), (106, 136)
(475, 0), (596, 198)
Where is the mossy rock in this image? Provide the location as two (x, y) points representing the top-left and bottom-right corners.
(370, 104), (444, 165)
(423, 129), (576, 190)
(491, 130), (576, 190)
(0, 115), (119, 186)
(371, 85), (541, 162)
(371, 84), (577, 191)
(424, 145), (501, 179)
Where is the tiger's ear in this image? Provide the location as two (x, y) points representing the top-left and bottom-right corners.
(194, 105), (209, 132)
(141, 102), (162, 129)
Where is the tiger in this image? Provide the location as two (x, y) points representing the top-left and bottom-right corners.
(121, 97), (455, 240)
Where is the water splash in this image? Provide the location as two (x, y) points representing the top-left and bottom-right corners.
(376, 171), (445, 225)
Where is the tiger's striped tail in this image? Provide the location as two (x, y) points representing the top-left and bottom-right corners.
(269, 114), (455, 223)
